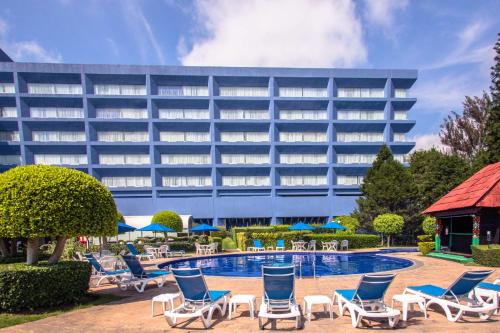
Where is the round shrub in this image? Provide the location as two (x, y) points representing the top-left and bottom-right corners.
(336, 216), (359, 234)
(418, 242), (435, 255)
(422, 216), (436, 235)
(0, 261), (91, 312)
(222, 237), (237, 250)
(373, 214), (404, 247)
(152, 210), (183, 232)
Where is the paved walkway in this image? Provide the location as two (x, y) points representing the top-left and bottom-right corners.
(2, 252), (499, 333)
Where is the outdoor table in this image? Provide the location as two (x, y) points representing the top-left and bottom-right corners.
(303, 295), (333, 322)
(199, 244), (212, 254)
(228, 294), (257, 320)
(322, 241), (337, 251)
(391, 294), (427, 321)
(292, 241), (307, 251)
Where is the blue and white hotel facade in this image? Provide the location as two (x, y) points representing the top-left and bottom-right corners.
(0, 54), (417, 229)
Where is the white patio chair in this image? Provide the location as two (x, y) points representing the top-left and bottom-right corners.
(340, 240), (349, 251)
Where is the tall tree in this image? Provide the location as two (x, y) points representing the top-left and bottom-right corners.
(409, 148), (471, 212)
(439, 92), (492, 160)
(354, 145), (418, 235)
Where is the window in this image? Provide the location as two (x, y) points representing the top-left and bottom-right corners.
(160, 131), (210, 142)
(32, 131), (85, 142)
(34, 154), (87, 165)
(219, 87), (268, 97)
(337, 154), (377, 164)
(220, 154), (269, 164)
(336, 132), (384, 142)
(279, 110), (327, 120)
(394, 89), (408, 98)
(393, 111), (407, 120)
(30, 107), (84, 118)
(394, 154), (409, 163)
(0, 83), (15, 94)
(393, 133), (407, 142)
(219, 109), (269, 120)
(97, 131), (148, 142)
(337, 88), (384, 98)
(28, 84), (82, 95)
(101, 176), (151, 188)
(161, 154), (211, 165)
(279, 87), (328, 98)
(162, 176), (212, 187)
(96, 108), (148, 119)
(337, 175), (364, 185)
(220, 132), (268, 142)
(158, 109), (209, 120)
(222, 176), (270, 186)
(0, 107), (17, 118)
(0, 131), (20, 141)
(0, 155), (21, 165)
(280, 154), (327, 164)
(158, 86), (208, 97)
(279, 132), (327, 142)
(280, 175), (327, 186)
(337, 110), (384, 120)
(99, 154), (150, 165)
(94, 84), (146, 96)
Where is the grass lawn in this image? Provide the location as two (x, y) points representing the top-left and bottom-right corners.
(0, 293), (123, 329)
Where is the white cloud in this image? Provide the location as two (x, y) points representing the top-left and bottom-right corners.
(413, 133), (447, 152)
(363, 0), (409, 30)
(0, 18), (62, 63)
(179, 0), (367, 67)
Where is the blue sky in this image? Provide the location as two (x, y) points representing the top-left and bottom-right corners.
(0, 0), (498, 149)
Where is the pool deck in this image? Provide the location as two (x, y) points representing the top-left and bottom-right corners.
(1, 251), (499, 333)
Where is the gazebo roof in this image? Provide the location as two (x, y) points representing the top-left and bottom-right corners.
(423, 162), (500, 215)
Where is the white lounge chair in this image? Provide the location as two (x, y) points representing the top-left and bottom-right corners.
(117, 255), (170, 293)
(126, 243), (154, 261)
(475, 278), (500, 314)
(85, 253), (130, 287)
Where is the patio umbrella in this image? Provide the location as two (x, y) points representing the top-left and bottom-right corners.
(288, 222), (315, 231)
(320, 221), (347, 231)
(118, 222), (136, 233)
(190, 224), (219, 233)
(138, 223), (174, 240)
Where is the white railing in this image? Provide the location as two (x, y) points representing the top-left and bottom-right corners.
(219, 87), (268, 97)
(99, 154), (150, 165)
(0, 107), (17, 117)
(280, 175), (327, 186)
(222, 176), (270, 186)
(28, 83), (82, 95)
(337, 88), (384, 98)
(279, 132), (327, 142)
(162, 176), (212, 187)
(0, 155), (21, 165)
(219, 109), (269, 120)
(280, 154), (327, 164)
(394, 89), (408, 98)
(32, 131), (85, 142)
(97, 131), (149, 142)
(337, 154), (377, 164)
(158, 86), (209, 97)
(0, 83), (15, 94)
(337, 175), (364, 185)
(336, 132), (384, 142)
(101, 176), (152, 188)
(220, 132), (268, 142)
(34, 154), (87, 165)
(0, 131), (20, 141)
(94, 84), (146, 96)
(220, 154), (269, 164)
(394, 154), (409, 163)
(160, 131), (210, 142)
(337, 110), (384, 120)
(161, 154), (211, 165)
(393, 111), (407, 120)
(393, 133), (407, 142)
(30, 107), (84, 119)
(96, 108), (148, 119)
(279, 87), (328, 98)
(279, 109), (327, 120)
(158, 109), (209, 120)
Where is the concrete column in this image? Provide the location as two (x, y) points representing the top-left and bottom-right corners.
(435, 218), (442, 251)
(472, 215), (480, 246)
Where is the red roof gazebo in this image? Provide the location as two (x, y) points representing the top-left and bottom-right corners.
(423, 162), (500, 254)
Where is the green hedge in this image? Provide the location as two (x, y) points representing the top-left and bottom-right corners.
(168, 242), (195, 252)
(303, 234), (380, 249)
(471, 245), (500, 267)
(231, 225), (291, 241)
(221, 237), (237, 250)
(418, 242), (435, 255)
(0, 261), (91, 312)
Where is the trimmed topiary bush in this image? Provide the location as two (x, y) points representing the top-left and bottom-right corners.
(418, 242), (435, 255)
(221, 237), (237, 250)
(151, 210), (183, 232)
(373, 214), (405, 247)
(336, 216), (359, 234)
(422, 216), (436, 236)
(0, 261), (91, 312)
(0, 165), (117, 264)
(471, 245), (500, 267)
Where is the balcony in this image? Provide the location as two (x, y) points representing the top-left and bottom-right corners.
(219, 87), (268, 97)
(0, 83), (15, 94)
(30, 107), (84, 119)
(279, 87), (327, 98)
(34, 154), (88, 166)
(94, 84), (146, 96)
(337, 88), (384, 98)
(28, 83), (82, 95)
(158, 86), (208, 97)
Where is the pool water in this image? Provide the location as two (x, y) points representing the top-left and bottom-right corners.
(160, 251), (414, 278)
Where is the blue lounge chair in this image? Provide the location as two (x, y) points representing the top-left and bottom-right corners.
(258, 265), (301, 330)
(117, 255), (170, 293)
(276, 239), (285, 251)
(334, 274), (400, 328)
(84, 253), (130, 287)
(249, 239), (265, 252)
(165, 267), (231, 328)
(126, 243), (154, 261)
(405, 270), (496, 322)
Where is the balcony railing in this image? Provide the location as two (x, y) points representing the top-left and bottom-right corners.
(219, 87), (268, 97)
(337, 154), (377, 164)
(158, 86), (208, 97)
(32, 131), (85, 142)
(279, 87), (328, 98)
(219, 109), (269, 120)
(160, 131), (210, 142)
(279, 132), (327, 142)
(161, 154), (211, 165)
(28, 83), (82, 95)
(97, 131), (148, 142)
(163, 176), (212, 187)
(279, 110), (327, 120)
(394, 89), (408, 98)
(34, 154), (87, 165)
(337, 88), (384, 98)
(94, 84), (146, 96)
(0, 107), (17, 118)
(220, 132), (268, 142)
(336, 132), (384, 142)
(0, 83), (15, 94)
(280, 175), (327, 186)
(101, 176), (152, 188)
(280, 154), (327, 164)
(222, 176), (270, 186)
(337, 175), (364, 185)
(221, 154), (269, 164)
(158, 109), (209, 120)
(96, 108), (148, 119)
(30, 107), (84, 119)
(337, 110), (384, 120)
(99, 154), (150, 165)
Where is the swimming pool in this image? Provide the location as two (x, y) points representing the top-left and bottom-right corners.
(159, 251), (414, 278)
